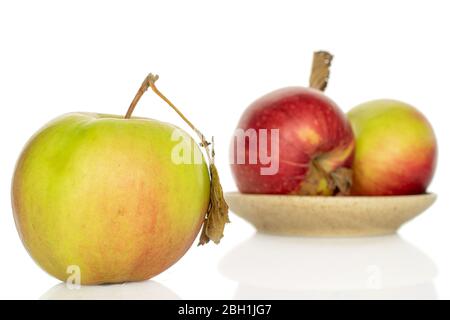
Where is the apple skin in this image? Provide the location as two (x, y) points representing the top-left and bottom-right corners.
(230, 87), (355, 195)
(12, 113), (210, 285)
(348, 100), (437, 195)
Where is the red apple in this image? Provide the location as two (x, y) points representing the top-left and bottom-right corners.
(230, 86), (355, 195)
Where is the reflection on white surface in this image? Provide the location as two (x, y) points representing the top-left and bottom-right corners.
(219, 233), (438, 299)
(41, 280), (180, 300)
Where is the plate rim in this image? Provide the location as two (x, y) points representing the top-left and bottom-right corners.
(225, 191), (437, 201)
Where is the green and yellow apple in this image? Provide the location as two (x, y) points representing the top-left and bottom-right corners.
(12, 112), (210, 285)
(348, 100), (437, 195)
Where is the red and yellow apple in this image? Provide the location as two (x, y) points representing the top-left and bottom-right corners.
(12, 112), (210, 285)
(230, 87), (355, 195)
(348, 99), (437, 195)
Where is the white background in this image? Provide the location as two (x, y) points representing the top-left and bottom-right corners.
(0, 0), (449, 299)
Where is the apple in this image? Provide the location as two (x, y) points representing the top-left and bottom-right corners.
(230, 52), (355, 195)
(348, 99), (437, 195)
(11, 75), (214, 285)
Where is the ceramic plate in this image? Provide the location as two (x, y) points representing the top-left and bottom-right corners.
(224, 192), (437, 237)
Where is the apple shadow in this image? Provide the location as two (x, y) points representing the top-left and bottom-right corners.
(40, 280), (180, 300)
(219, 233), (438, 299)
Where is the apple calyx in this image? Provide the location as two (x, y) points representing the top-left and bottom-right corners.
(125, 74), (229, 245)
(297, 161), (352, 196)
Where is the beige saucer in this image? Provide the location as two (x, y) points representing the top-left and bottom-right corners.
(225, 192), (437, 237)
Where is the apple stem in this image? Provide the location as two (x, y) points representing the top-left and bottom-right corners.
(124, 74), (158, 120)
(309, 51), (333, 91)
(125, 74), (209, 158)
(124, 74), (229, 245)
